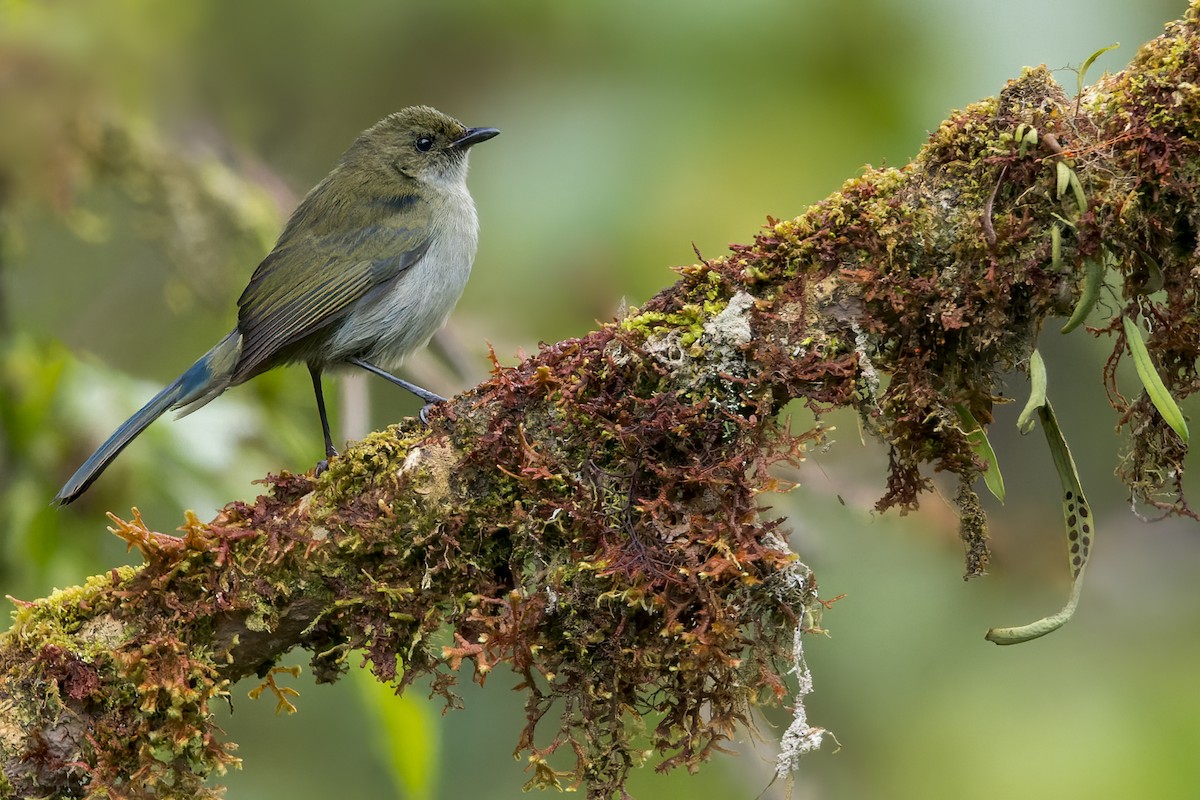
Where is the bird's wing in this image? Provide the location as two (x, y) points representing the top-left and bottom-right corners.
(235, 196), (432, 378)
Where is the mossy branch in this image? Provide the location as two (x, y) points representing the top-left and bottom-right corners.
(6, 4), (1200, 798)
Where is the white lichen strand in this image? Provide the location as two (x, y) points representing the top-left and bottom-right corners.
(761, 532), (808, 599)
(774, 626), (827, 783)
(760, 531), (827, 780)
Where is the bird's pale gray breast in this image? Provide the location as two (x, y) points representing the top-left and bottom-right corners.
(329, 182), (479, 368)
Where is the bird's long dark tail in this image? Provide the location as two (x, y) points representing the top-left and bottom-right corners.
(53, 333), (240, 506)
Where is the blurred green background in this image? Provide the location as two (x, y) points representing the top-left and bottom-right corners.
(2, 1), (1197, 798)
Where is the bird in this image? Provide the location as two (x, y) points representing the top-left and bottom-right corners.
(53, 106), (499, 506)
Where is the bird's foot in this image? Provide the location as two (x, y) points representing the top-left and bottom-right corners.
(419, 400), (446, 425)
(314, 447), (338, 477)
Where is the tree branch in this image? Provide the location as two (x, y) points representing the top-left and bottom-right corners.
(6, 5), (1200, 798)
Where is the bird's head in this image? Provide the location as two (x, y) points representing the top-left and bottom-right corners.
(346, 105), (499, 193)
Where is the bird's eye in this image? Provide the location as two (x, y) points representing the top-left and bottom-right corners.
(414, 136), (434, 152)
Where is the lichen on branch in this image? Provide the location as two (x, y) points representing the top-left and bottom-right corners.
(6, 4), (1200, 798)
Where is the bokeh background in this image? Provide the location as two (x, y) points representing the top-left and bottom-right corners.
(1, 1), (1197, 798)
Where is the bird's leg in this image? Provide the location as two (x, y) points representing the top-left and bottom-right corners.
(309, 364), (338, 474)
(348, 357), (447, 423)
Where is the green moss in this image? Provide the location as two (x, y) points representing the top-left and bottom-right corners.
(618, 299), (727, 350)
(12, 10), (1200, 797)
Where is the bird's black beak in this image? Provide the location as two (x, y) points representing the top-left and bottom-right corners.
(450, 127), (500, 149)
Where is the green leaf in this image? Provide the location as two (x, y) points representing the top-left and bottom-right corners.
(1060, 257), (1105, 334)
(955, 404), (1005, 503)
(986, 401), (1092, 644)
(353, 667), (440, 800)
(1015, 123), (1038, 158)
(1078, 42), (1120, 95)
(1132, 245), (1165, 294)
(1067, 167), (1088, 213)
(1054, 162), (1087, 213)
(1016, 350), (1047, 435)
(1123, 315), (1190, 443)
(1056, 160), (1071, 199)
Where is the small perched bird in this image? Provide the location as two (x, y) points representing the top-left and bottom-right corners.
(54, 106), (499, 506)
